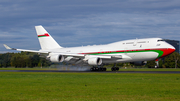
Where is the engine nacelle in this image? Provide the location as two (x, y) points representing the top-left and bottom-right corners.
(88, 57), (102, 66)
(50, 55), (64, 63)
(131, 61), (147, 66)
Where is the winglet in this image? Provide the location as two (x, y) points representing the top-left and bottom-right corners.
(3, 44), (16, 50)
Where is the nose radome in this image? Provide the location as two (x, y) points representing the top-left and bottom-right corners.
(169, 45), (176, 52)
(169, 48), (175, 53)
(167, 42), (176, 52)
(160, 48), (175, 58)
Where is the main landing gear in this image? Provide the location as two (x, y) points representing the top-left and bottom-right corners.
(111, 63), (119, 71)
(90, 66), (106, 71)
(90, 63), (120, 71)
(111, 67), (119, 71)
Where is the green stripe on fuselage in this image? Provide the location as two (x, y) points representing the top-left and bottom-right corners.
(88, 50), (163, 58)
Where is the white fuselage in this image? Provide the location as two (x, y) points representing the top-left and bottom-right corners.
(46, 38), (175, 64)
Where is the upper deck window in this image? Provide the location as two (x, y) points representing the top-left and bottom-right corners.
(126, 42), (134, 44)
(137, 41), (146, 43)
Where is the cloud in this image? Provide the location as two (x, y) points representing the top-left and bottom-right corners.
(50, 12), (180, 43)
(0, 0), (180, 53)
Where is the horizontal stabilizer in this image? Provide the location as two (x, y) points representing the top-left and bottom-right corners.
(3, 44), (16, 50)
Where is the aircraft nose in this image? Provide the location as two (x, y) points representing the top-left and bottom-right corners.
(168, 47), (175, 53)
(169, 44), (176, 52)
(160, 46), (175, 58)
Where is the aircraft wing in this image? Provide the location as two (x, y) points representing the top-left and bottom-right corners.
(3, 44), (49, 53)
(3, 44), (130, 59)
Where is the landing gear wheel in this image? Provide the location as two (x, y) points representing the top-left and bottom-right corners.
(90, 67), (107, 71)
(90, 67), (97, 71)
(111, 67), (119, 71)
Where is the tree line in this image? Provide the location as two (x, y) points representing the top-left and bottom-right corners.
(0, 52), (51, 68)
(0, 52), (179, 68)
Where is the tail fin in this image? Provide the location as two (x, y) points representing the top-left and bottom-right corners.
(35, 25), (62, 50)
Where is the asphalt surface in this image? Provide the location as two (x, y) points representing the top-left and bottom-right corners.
(0, 70), (180, 74)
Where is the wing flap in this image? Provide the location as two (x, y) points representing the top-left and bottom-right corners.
(84, 55), (112, 59)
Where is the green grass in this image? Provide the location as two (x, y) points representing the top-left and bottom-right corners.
(0, 72), (180, 101)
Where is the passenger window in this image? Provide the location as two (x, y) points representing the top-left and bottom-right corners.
(138, 41), (146, 43)
(126, 42), (134, 44)
(156, 44), (161, 46)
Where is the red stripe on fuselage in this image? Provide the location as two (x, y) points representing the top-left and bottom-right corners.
(79, 48), (175, 58)
(79, 48), (156, 54)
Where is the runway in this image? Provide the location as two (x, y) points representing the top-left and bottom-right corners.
(0, 70), (180, 74)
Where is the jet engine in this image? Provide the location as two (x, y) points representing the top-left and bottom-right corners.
(131, 61), (147, 66)
(50, 55), (64, 63)
(88, 57), (102, 66)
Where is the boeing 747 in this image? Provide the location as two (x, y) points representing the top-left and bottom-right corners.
(4, 25), (175, 71)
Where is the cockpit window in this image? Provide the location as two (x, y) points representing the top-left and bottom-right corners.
(157, 39), (165, 42)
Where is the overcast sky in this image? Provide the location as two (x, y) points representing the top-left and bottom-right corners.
(1, 0), (180, 53)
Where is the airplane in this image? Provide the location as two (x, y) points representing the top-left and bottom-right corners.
(4, 25), (175, 71)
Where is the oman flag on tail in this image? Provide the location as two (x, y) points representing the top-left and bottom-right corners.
(38, 33), (50, 37)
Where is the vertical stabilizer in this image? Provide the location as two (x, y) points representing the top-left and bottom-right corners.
(35, 25), (62, 50)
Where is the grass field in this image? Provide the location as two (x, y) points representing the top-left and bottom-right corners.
(0, 72), (180, 101)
